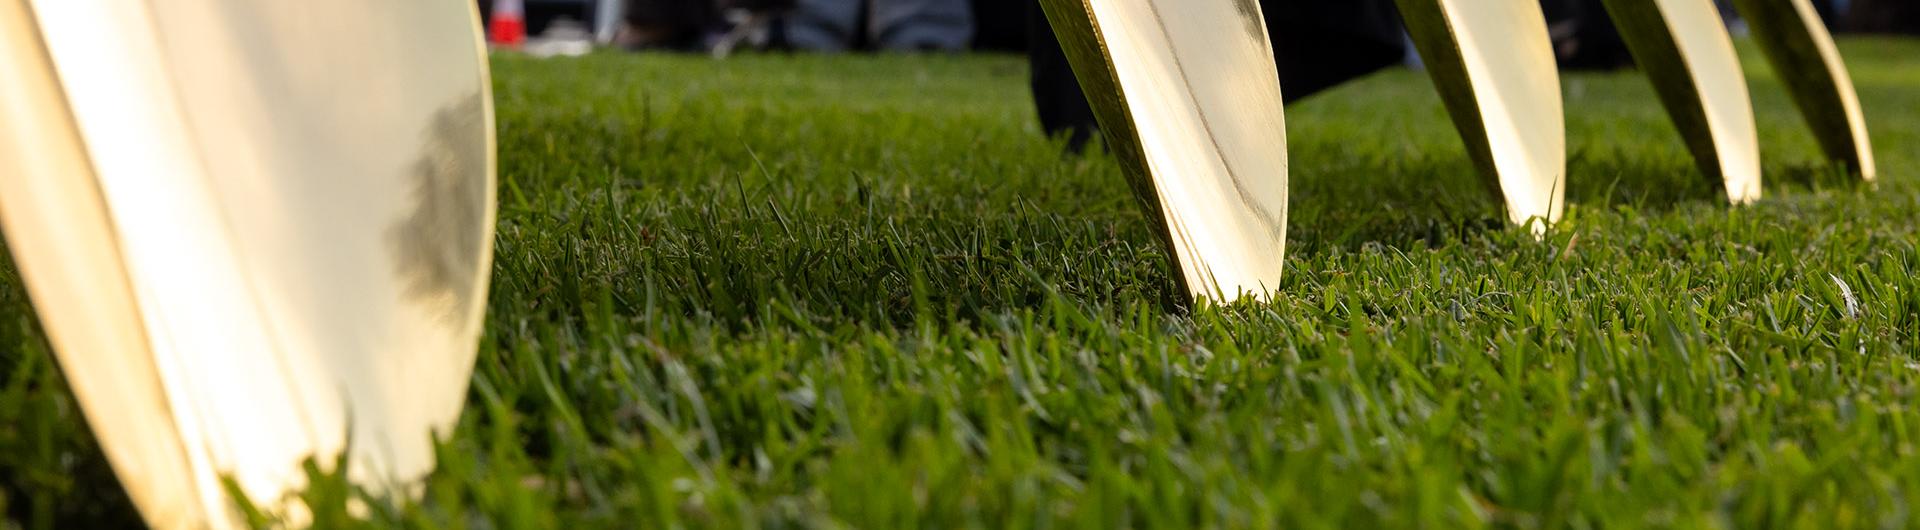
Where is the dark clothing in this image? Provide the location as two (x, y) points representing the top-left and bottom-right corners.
(787, 0), (975, 51)
(1846, 0), (1920, 34)
(1025, 0), (1663, 146)
(1026, 0), (1408, 148)
(627, 0), (723, 49)
(971, 0), (1030, 51)
(1026, 4), (1098, 149)
(1261, 1), (1410, 100)
(1540, 0), (1634, 70)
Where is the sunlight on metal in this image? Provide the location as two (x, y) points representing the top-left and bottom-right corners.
(1397, 0), (1567, 231)
(1733, 0), (1876, 180)
(1602, 0), (1762, 204)
(1037, 0), (1290, 303)
(0, 0), (496, 527)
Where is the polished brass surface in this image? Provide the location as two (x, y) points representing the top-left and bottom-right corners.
(1036, 0), (1290, 303)
(1397, 0), (1567, 230)
(0, 0), (496, 526)
(0, 2), (209, 526)
(1600, 0), (1763, 203)
(1732, 0), (1875, 179)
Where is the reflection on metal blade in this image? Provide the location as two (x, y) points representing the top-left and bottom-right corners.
(1601, 0), (1763, 203)
(1397, 0), (1567, 230)
(0, 2), (207, 525)
(1732, 0), (1876, 179)
(1037, 0), (1289, 303)
(0, 0), (496, 527)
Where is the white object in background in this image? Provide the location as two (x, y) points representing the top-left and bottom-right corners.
(530, 18), (597, 57)
(596, 0), (625, 44)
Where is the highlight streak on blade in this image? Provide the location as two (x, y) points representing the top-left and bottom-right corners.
(5, 0), (496, 526)
(1397, 0), (1567, 230)
(1601, 0), (1762, 203)
(0, 1), (208, 526)
(1732, 0), (1875, 179)
(1037, 0), (1289, 303)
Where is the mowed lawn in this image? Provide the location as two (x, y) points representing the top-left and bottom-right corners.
(6, 38), (1920, 528)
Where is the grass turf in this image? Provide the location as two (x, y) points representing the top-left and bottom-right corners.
(4, 38), (1920, 528)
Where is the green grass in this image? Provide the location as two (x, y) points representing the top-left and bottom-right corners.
(6, 38), (1920, 528)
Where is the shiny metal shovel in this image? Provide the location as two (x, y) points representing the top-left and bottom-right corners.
(1036, 0), (1291, 303)
(1732, 0), (1876, 179)
(1397, 0), (1568, 230)
(1600, 0), (1764, 203)
(0, 0), (496, 527)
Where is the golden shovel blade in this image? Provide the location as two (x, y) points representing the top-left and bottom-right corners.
(1397, 0), (1568, 230)
(0, 0), (495, 527)
(1037, 0), (1290, 303)
(1601, 0), (1763, 203)
(1732, 0), (1876, 179)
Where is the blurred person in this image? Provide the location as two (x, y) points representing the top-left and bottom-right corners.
(1027, 0), (1407, 148)
(785, 0), (861, 51)
(1027, 0), (1654, 148)
(970, 0), (1028, 51)
(1540, 0), (1634, 70)
(622, 0), (722, 50)
(1846, 0), (1920, 34)
(611, 0), (793, 52)
(479, 0), (583, 40)
(787, 0), (974, 51)
(712, 0), (799, 55)
(1817, 0), (1845, 26)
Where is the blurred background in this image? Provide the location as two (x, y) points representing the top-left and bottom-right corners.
(474, 0), (1919, 152)
(477, 0), (1918, 58)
